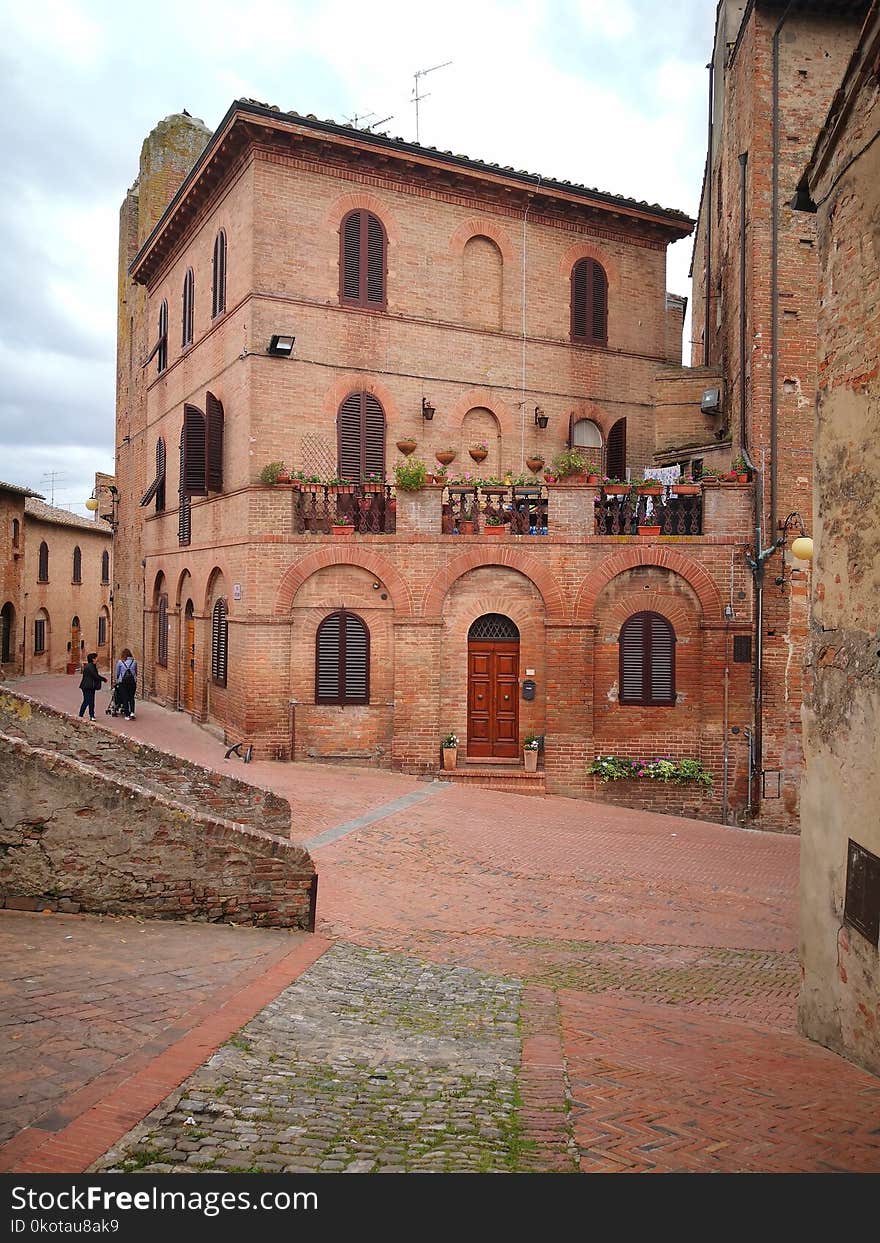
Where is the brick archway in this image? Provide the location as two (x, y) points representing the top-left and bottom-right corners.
(446, 389), (518, 439)
(449, 217), (515, 262)
(323, 191), (400, 243)
(422, 549), (567, 620)
(575, 548), (723, 623)
(274, 548), (413, 617)
(558, 239), (620, 287)
(320, 374), (400, 423)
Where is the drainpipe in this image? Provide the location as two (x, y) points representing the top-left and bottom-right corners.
(520, 175), (542, 472)
(703, 58), (715, 367)
(770, 1), (796, 537)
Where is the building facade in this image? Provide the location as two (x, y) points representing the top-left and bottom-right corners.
(686, 0), (869, 829)
(114, 100), (765, 819)
(796, 0), (880, 1076)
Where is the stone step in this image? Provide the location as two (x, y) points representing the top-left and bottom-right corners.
(437, 766), (546, 797)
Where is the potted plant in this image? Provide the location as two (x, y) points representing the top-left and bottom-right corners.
(396, 437), (417, 456)
(602, 476), (630, 495)
(733, 455), (750, 483)
(469, 441), (489, 463)
(523, 733), (541, 773)
(301, 474), (323, 492)
(394, 458), (427, 492)
(484, 514), (507, 536)
(634, 478), (663, 496)
(433, 465), (448, 485)
(363, 472), (385, 493)
(637, 523), (662, 536)
(552, 448), (588, 482)
(543, 472), (558, 484)
(441, 731), (458, 771)
(259, 461), (285, 485)
(526, 455), (545, 474)
(326, 476), (355, 493)
(672, 475), (701, 495)
(435, 447), (457, 467)
(330, 516), (355, 536)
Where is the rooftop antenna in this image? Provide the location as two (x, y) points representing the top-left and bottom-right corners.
(40, 471), (66, 506)
(411, 61), (452, 143)
(345, 110), (394, 132)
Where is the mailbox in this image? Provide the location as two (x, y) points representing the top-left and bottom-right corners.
(522, 679), (536, 701)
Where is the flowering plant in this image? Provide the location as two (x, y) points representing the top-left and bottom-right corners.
(588, 754), (712, 787)
(523, 733), (542, 751)
(331, 515), (354, 527)
(441, 732), (459, 749)
(471, 441), (488, 452)
(484, 514), (505, 526)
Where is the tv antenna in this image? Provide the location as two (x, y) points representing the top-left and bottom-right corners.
(345, 110), (394, 132)
(40, 471), (66, 505)
(411, 61), (452, 143)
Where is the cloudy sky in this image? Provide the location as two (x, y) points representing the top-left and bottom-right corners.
(0, 0), (716, 515)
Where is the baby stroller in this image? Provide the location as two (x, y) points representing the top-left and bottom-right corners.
(105, 682), (124, 717)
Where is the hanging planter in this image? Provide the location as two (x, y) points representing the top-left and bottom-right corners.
(396, 438), (417, 456)
(435, 449), (457, 467)
(469, 445), (488, 463)
(526, 456), (545, 474)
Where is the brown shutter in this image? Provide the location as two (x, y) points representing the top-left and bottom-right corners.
(619, 615), (645, 704)
(315, 613), (342, 702)
(38, 542), (48, 581)
(212, 231), (226, 317)
(366, 213), (385, 306)
(343, 613), (369, 702)
(337, 393), (364, 480)
(178, 439), (191, 546)
(211, 599), (228, 686)
(181, 404), (207, 495)
(567, 412), (576, 449)
(157, 300), (168, 372)
(591, 260), (608, 343)
(140, 436), (167, 508)
(157, 594), (168, 667)
(606, 418), (626, 479)
(649, 613), (675, 703)
(342, 213), (361, 302)
(182, 268), (194, 346)
(571, 259), (588, 339)
(72, 546), (82, 583)
(363, 394), (386, 478)
(101, 551), (110, 583)
(205, 392), (224, 492)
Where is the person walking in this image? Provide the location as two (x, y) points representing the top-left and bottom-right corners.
(78, 653), (106, 721)
(115, 648), (138, 720)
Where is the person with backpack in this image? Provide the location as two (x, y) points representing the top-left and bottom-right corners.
(115, 648), (138, 720)
(78, 652), (106, 721)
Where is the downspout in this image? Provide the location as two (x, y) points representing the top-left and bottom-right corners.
(703, 58), (715, 366)
(520, 175), (542, 471)
(770, 1), (796, 536)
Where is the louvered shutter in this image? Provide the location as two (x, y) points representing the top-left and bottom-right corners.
(205, 392), (224, 492)
(101, 551), (109, 583)
(567, 412), (576, 449)
(158, 300), (168, 372)
(606, 418), (626, 480)
(649, 613), (675, 703)
(366, 214), (385, 306)
(343, 613), (369, 702)
(342, 213), (361, 302)
(157, 594), (168, 667)
(619, 616), (646, 704)
(337, 394), (363, 480)
(591, 261), (608, 343)
(182, 404), (207, 495)
(212, 231), (226, 317)
(178, 439), (191, 546)
(72, 546), (81, 583)
(211, 599), (228, 686)
(38, 542), (48, 582)
(571, 260), (588, 339)
(316, 614), (342, 702)
(182, 268), (194, 346)
(140, 436), (167, 508)
(363, 394), (385, 478)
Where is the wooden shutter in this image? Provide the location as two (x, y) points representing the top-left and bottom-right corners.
(178, 439), (191, 546)
(571, 259), (588, 340)
(343, 613), (369, 702)
(181, 404), (207, 495)
(606, 418), (626, 479)
(212, 231), (226, 317)
(72, 546), (81, 583)
(140, 436), (167, 508)
(337, 394), (363, 480)
(649, 613), (675, 703)
(590, 260), (608, 343)
(567, 412), (576, 449)
(211, 599), (228, 686)
(158, 300), (168, 372)
(182, 268), (194, 346)
(366, 214), (385, 306)
(341, 213), (361, 302)
(619, 615), (646, 704)
(364, 394), (386, 478)
(101, 551), (109, 583)
(205, 392), (224, 492)
(157, 594), (168, 667)
(38, 542), (48, 582)
(315, 613), (342, 702)
(571, 259), (607, 344)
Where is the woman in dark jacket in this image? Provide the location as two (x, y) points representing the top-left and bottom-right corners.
(78, 652), (106, 721)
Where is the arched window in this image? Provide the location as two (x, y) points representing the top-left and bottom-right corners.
(340, 210), (386, 310)
(72, 546), (82, 584)
(157, 592), (168, 667)
(315, 610), (369, 705)
(571, 258), (608, 345)
(97, 609), (108, 647)
(211, 598), (228, 686)
(34, 611), (48, 655)
(101, 550), (110, 584)
(1, 602), (14, 664)
(337, 392), (386, 481)
(158, 299), (168, 372)
(182, 267), (194, 347)
(212, 230), (227, 318)
(38, 541), (49, 582)
(619, 611), (676, 706)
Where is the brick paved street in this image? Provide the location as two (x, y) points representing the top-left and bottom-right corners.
(3, 675), (879, 1174)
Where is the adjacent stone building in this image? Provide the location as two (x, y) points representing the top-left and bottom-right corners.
(796, 0), (880, 1076)
(686, 0), (869, 829)
(113, 100), (769, 820)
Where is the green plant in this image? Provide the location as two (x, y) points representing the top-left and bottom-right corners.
(325, 475), (353, 487)
(587, 754), (712, 787)
(259, 461), (285, 485)
(523, 733), (542, 751)
(331, 515), (354, 527)
(484, 513), (505, 525)
(552, 448), (588, 478)
(588, 754), (640, 782)
(471, 441), (488, 452)
(442, 731), (459, 749)
(394, 458), (428, 491)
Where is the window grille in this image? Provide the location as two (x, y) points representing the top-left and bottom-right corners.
(468, 614), (520, 642)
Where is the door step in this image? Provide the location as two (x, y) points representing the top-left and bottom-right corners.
(437, 766), (546, 797)
(463, 756), (519, 766)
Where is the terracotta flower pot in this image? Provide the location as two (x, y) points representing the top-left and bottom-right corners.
(638, 524), (661, 536)
(737, 473), (749, 483)
(587, 474), (600, 485)
(331, 525), (354, 537)
(396, 439), (417, 456)
(436, 450), (456, 466)
(603, 485), (629, 495)
(637, 485), (662, 496)
(442, 747), (457, 771)
(484, 524), (506, 536)
(672, 484), (701, 495)
(469, 448), (488, 463)
(458, 519), (475, 535)
(526, 458), (545, 474)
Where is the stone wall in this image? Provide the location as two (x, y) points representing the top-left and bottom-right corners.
(0, 690), (315, 928)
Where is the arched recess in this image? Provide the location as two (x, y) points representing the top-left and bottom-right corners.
(575, 548), (723, 624)
(447, 389), (518, 440)
(97, 605), (110, 650)
(0, 601), (15, 664)
(175, 568), (193, 609)
(462, 236), (503, 331)
(274, 547), (411, 617)
(460, 406), (502, 476)
(422, 549), (566, 620)
(204, 566), (229, 616)
(558, 240), (619, 286)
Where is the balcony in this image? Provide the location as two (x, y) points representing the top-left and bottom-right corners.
(594, 489), (703, 536)
(293, 483), (396, 534)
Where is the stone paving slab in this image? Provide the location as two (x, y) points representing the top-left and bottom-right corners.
(93, 944), (526, 1175)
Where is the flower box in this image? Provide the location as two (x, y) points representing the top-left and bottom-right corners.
(636, 485), (662, 496)
(330, 524), (355, 537)
(672, 484), (701, 495)
(603, 484), (630, 496)
(484, 523), (506, 536)
(637, 524), (661, 536)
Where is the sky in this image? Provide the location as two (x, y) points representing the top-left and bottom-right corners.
(0, 0), (716, 516)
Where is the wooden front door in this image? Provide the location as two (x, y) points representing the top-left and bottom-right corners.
(70, 617), (81, 669)
(467, 618), (520, 759)
(184, 603), (195, 712)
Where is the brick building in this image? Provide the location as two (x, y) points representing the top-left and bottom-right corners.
(0, 481), (112, 678)
(685, 0), (869, 829)
(114, 100), (766, 820)
(795, 0), (880, 1076)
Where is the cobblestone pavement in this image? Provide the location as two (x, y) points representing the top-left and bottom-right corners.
(94, 945), (532, 1174)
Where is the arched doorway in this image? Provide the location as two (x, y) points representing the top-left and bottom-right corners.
(0, 602), (14, 664)
(69, 616), (81, 671)
(183, 600), (195, 712)
(467, 613), (520, 758)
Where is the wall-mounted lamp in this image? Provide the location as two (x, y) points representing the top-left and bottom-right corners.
(85, 484), (119, 532)
(421, 397), (435, 421)
(534, 407), (549, 430)
(778, 512), (814, 563)
(267, 334), (295, 357)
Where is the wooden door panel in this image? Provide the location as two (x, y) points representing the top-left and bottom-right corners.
(467, 639), (519, 758)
